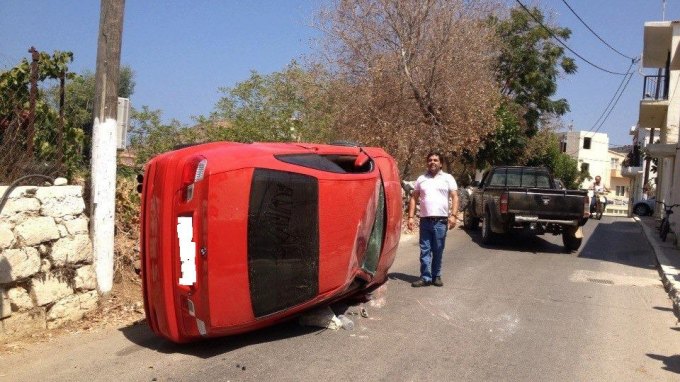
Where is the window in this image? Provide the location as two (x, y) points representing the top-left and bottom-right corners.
(616, 186), (626, 196)
(583, 137), (592, 149)
(275, 154), (373, 174)
(611, 158), (619, 169)
(580, 162), (589, 173)
(560, 141), (567, 153)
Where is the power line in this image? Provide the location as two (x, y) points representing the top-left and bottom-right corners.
(560, 0), (635, 61)
(514, 0), (630, 76)
(590, 71), (635, 134)
(586, 61), (636, 133)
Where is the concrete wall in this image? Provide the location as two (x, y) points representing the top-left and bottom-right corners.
(0, 183), (98, 339)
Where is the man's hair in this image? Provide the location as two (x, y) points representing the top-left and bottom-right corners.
(426, 151), (443, 161)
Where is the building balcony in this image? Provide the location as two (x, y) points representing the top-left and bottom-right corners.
(647, 143), (677, 158)
(643, 74), (669, 100)
(639, 99), (668, 130)
(643, 21), (673, 68)
(621, 166), (643, 178)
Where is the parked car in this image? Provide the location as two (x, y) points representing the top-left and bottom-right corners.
(463, 166), (589, 251)
(632, 197), (656, 216)
(139, 142), (402, 342)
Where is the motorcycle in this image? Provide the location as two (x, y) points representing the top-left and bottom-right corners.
(590, 191), (607, 220)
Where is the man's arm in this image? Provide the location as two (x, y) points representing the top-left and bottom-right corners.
(448, 189), (459, 229)
(407, 190), (420, 231)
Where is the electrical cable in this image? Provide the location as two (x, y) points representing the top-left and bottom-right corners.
(560, 0), (635, 61)
(514, 0), (629, 76)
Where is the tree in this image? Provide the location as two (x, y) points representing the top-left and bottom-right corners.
(316, 0), (501, 178)
(522, 129), (584, 189)
(204, 62), (333, 144)
(0, 50), (74, 181)
(471, 5), (577, 171)
(127, 106), (187, 165)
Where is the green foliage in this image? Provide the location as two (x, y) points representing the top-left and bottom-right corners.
(208, 62), (332, 143)
(466, 101), (527, 168)
(490, 6), (576, 133)
(127, 106), (188, 165)
(523, 130), (584, 189)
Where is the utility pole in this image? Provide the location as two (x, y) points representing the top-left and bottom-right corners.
(91, 0), (125, 295)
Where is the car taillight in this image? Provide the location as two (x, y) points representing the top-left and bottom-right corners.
(583, 196), (590, 218)
(500, 192), (508, 214)
(182, 156), (207, 202)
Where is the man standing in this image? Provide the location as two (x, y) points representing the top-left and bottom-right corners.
(407, 152), (459, 287)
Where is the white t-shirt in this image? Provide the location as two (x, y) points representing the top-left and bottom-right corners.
(414, 171), (458, 217)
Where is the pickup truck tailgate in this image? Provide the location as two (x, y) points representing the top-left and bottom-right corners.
(507, 189), (586, 219)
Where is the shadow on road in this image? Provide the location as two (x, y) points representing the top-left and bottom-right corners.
(578, 218), (656, 269)
(653, 306), (674, 312)
(461, 228), (569, 255)
(647, 353), (680, 374)
(387, 272), (420, 284)
(118, 318), (320, 358)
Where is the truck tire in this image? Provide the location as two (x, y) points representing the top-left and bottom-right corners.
(463, 205), (479, 230)
(481, 210), (496, 244)
(562, 227), (583, 252)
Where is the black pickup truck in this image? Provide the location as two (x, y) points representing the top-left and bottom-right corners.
(463, 166), (589, 251)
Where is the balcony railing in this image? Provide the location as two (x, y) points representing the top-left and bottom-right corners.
(643, 74), (669, 100)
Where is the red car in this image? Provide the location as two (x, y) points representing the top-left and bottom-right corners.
(140, 142), (402, 342)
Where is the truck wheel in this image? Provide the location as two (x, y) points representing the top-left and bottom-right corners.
(562, 227), (583, 252)
(463, 206), (479, 230)
(481, 210), (496, 244)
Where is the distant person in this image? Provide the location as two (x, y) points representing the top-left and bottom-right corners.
(589, 175), (609, 213)
(407, 152), (459, 287)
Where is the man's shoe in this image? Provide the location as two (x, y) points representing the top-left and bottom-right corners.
(411, 279), (430, 287)
(432, 277), (443, 287)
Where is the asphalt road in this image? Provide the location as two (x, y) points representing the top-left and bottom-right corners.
(2, 216), (679, 381)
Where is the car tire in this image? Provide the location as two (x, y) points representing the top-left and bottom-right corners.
(633, 203), (650, 216)
(562, 227), (582, 252)
(481, 210), (496, 244)
(463, 206), (479, 230)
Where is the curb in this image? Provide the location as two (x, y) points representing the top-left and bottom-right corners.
(634, 216), (680, 320)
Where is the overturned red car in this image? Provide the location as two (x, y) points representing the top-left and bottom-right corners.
(140, 142), (402, 342)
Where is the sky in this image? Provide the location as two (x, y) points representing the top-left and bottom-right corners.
(1, 0), (678, 148)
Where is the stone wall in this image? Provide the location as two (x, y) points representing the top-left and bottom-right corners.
(0, 182), (98, 339)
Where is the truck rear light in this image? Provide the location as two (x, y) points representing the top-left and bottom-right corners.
(181, 156), (207, 202)
(500, 192), (508, 214)
(583, 196), (590, 218)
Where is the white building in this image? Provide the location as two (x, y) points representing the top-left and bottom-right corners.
(558, 131), (610, 189)
(637, 21), (680, 228)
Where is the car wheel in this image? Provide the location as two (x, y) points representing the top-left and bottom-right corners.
(633, 204), (650, 216)
(562, 227), (582, 252)
(463, 206), (479, 230)
(481, 210), (495, 244)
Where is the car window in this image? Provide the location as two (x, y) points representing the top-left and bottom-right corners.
(275, 154), (373, 174)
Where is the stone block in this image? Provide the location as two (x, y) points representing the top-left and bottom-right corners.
(7, 286), (33, 311)
(35, 186), (82, 200)
(74, 265), (97, 291)
(1, 289), (10, 319)
(0, 226), (15, 249)
(15, 216), (60, 246)
(0, 186), (38, 199)
(40, 196), (86, 218)
(64, 218), (89, 235)
(51, 235), (93, 266)
(0, 197), (41, 218)
(40, 258), (51, 273)
(57, 224), (68, 238)
(30, 274), (73, 306)
(46, 291), (98, 329)
(0, 247), (41, 283)
(0, 309), (46, 338)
